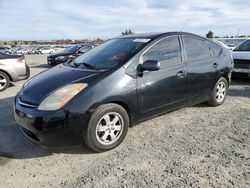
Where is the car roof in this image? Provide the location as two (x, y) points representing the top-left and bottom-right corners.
(116, 32), (206, 40)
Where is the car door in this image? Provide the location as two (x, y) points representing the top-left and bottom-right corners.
(182, 36), (220, 102)
(137, 36), (188, 120)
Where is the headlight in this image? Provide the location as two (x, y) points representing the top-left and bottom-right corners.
(55, 56), (65, 60)
(38, 83), (88, 111)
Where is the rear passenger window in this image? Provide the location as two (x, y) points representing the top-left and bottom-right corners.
(210, 42), (222, 56)
(143, 36), (181, 66)
(183, 36), (211, 61)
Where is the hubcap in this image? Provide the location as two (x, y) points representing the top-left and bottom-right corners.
(0, 74), (7, 90)
(216, 82), (226, 102)
(96, 112), (123, 145)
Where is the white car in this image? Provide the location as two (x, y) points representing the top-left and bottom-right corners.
(232, 39), (250, 78)
(214, 41), (236, 50)
(38, 47), (55, 54)
(16, 48), (30, 55)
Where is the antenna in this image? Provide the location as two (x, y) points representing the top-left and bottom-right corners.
(237, 28), (240, 37)
(181, 19), (189, 32)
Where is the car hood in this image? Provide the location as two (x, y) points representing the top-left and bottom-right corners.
(19, 64), (99, 105)
(48, 51), (73, 58)
(233, 51), (250, 60)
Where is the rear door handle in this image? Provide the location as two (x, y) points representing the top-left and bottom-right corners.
(213, 62), (219, 68)
(177, 70), (186, 78)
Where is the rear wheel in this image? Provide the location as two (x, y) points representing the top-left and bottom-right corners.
(83, 103), (129, 152)
(0, 71), (10, 92)
(208, 77), (228, 106)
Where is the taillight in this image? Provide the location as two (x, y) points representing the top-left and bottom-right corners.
(17, 58), (25, 63)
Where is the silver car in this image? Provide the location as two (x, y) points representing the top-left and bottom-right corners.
(0, 46), (12, 54)
(0, 52), (30, 91)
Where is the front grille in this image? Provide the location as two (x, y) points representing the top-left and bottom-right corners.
(234, 59), (250, 69)
(47, 57), (54, 61)
(18, 98), (38, 108)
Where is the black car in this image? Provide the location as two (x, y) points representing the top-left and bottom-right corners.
(14, 32), (233, 152)
(47, 44), (96, 65)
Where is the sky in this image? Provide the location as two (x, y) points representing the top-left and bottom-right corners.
(0, 0), (249, 40)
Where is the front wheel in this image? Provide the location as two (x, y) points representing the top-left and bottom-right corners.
(208, 77), (228, 106)
(83, 103), (129, 152)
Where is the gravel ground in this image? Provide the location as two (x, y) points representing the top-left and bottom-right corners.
(0, 55), (249, 188)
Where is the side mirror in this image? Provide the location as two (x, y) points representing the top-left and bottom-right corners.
(140, 60), (160, 72)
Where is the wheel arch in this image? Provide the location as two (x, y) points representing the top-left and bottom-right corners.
(0, 69), (13, 81)
(104, 100), (135, 126)
(87, 100), (136, 127)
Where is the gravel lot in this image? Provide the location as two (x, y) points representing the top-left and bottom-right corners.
(0, 55), (249, 188)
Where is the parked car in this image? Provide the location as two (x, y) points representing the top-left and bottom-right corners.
(16, 48), (30, 55)
(47, 44), (96, 65)
(37, 47), (55, 54)
(214, 41), (235, 51)
(14, 32), (233, 152)
(227, 44), (236, 50)
(0, 52), (30, 91)
(0, 46), (12, 54)
(232, 39), (250, 78)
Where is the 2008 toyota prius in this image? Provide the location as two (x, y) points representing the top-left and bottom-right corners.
(14, 32), (233, 152)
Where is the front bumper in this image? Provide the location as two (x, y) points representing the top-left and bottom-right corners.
(233, 59), (250, 77)
(232, 68), (250, 78)
(47, 57), (66, 65)
(14, 96), (90, 148)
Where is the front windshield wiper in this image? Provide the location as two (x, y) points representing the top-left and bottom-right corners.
(64, 60), (77, 67)
(67, 60), (99, 70)
(80, 62), (99, 70)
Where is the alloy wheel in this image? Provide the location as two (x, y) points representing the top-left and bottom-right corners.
(95, 112), (124, 145)
(215, 81), (226, 102)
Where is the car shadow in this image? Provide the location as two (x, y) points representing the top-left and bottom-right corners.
(228, 79), (250, 98)
(0, 97), (95, 160)
(231, 78), (250, 86)
(193, 79), (249, 108)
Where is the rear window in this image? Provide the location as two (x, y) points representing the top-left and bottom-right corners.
(183, 36), (211, 61)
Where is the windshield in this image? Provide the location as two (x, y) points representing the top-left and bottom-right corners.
(71, 38), (151, 70)
(234, 40), (250, 51)
(66, 45), (81, 53)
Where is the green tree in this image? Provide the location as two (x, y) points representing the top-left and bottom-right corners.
(206, 31), (214, 39)
(94, 38), (104, 44)
(122, 29), (134, 35)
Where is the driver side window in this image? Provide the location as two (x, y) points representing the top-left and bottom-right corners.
(143, 36), (182, 67)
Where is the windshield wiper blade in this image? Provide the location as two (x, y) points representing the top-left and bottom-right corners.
(67, 60), (78, 68)
(81, 62), (98, 70)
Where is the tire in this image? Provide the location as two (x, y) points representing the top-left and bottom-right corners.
(208, 77), (228, 106)
(84, 103), (129, 152)
(0, 71), (10, 92)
